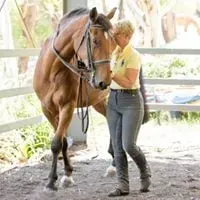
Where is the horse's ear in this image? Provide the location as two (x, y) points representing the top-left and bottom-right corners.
(89, 7), (98, 23)
(107, 7), (117, 20)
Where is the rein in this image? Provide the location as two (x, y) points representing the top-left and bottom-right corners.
(77, 77), (90, 133)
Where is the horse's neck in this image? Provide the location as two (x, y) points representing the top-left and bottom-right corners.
(49, 17), (88, 80)
(58, 16), (88, 55)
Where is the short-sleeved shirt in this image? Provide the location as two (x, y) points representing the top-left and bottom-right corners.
(110, 42), (141, 90)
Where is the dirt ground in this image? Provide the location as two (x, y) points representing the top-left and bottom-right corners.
(0, 117), (200, 200)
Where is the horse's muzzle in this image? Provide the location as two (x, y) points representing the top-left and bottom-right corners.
(98, 81), (108, 90)
(90, 80), (108, 90)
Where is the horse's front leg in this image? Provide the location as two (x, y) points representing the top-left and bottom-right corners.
(46, 104), (74, 190)
(46, 135), (62, 190)
(60, 136), (74, 187)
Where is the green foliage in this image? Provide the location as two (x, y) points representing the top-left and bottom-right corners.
(0, 93), (53, 164)
(34, 19), (53, 46)
(9, 0), (62, 48)
(143, 55), (200, 78)
(14, 94), (41, 119)
(181, 112), (200, 124)
(20, 121), (53, 159)
(12, 94), (53, 159)
(160, 0), (171, 6)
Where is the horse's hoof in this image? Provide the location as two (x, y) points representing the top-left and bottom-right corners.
(104, 165), (116, 177)
(60, 175), (74, 188)
(45, 183), (58, 191)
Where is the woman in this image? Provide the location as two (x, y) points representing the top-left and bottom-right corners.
(106, 19), (151, 197)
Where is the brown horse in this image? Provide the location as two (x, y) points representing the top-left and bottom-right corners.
(33, 7), (117, 190)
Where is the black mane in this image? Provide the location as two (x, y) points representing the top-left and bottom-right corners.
(59, 7), (112, 31)
(60, 7), (89, 25)
(65, 7), (89, 19)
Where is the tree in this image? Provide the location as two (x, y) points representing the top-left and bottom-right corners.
(16, 1), (37, 73)
(11, 0), (62, 73)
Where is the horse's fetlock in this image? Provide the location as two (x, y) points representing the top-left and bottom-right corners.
(65, 166), (73, 176)
(48, 172), (58, 181)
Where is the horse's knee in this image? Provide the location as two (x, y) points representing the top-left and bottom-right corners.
(51, 136), (62, 154)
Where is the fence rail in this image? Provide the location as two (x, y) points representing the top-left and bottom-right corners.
(1, 48), (200, 57)
(0, 48), (199, 134)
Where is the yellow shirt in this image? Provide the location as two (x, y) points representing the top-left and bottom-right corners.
(110, 42), (141, 90)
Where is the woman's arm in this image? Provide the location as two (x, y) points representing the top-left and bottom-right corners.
(112, 68), (139, 89)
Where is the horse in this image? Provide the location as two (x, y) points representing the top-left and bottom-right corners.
(33, 7), (117, 190)
(175, 14), (200, 35)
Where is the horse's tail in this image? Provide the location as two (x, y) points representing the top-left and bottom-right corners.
(139, 66), (150, 124)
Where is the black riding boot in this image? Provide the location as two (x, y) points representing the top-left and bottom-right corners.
(133, 148), (151, 192)
(108, 153), (129, 197)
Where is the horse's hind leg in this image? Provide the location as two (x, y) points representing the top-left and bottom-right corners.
(46, 104), (74, 190)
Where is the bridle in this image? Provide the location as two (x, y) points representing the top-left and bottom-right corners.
(51, 21), (112, 82)
(51, 20), (114, 134)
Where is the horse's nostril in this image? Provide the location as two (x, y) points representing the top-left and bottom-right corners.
(99, 82), (107, 90)
(99, 81), (104, 88)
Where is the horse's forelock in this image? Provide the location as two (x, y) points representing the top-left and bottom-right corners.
(95, 14), (113, 31)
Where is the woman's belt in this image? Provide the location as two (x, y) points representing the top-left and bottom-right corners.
(110, 88), (139, 95)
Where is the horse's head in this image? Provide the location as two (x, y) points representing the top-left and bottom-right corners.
(74, 7), (117, 90)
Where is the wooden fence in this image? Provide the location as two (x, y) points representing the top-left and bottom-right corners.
(0, 48), (199, 134)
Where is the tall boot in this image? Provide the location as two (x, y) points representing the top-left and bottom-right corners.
(133, 148), (151, 192)
(108, 153), (130, 197)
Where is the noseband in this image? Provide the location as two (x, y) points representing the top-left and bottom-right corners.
(52, 22), (111, 81)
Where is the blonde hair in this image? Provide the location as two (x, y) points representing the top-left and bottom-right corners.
(113, 19), (135, 37)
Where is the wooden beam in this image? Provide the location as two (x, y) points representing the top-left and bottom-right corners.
(0, 116), (44, 134)
(136, 48), (200, 55)
(0, 48), (199, 58)
(0, 49), (40, 57)
(0, 87), (34, 99)
(144, 78), (200, 85)
(148, 103), (200, 112)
